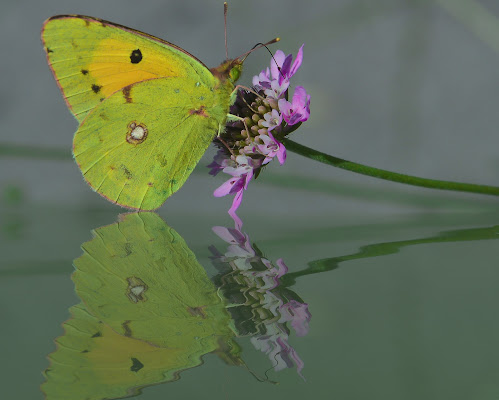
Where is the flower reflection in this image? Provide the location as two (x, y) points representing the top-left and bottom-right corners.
(211, 217), (311, 378)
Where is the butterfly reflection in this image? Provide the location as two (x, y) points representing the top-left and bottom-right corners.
(42, 212), (310, 399)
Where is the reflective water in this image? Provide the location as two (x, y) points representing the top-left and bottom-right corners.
(2, 200), (499, 399)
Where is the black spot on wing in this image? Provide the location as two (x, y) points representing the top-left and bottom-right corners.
(46, 47), (53, 53)
(130, 49), (142, 64)
(91, 331), (102, 338)
(130, 358), (144, 372)
(91, 84), (102, 93)
(81, 69), (89, 75)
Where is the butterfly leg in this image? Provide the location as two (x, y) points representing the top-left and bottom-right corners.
(230, 85), (266, 115)
(215, 113), (251, 155)
(233, 85), (265, 100)
(216, 123), (235, 155)
(230, 85), (265, 105)
(226, 113), (251, 138)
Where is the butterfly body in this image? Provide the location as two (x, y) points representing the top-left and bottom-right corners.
(42, 15), (242, 209)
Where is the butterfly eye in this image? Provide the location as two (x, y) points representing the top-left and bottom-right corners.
(229, 65), (241, 83)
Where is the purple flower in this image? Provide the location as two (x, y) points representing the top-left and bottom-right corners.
(264, 78), (290, 99)
(213, 173), (247, 230)
(278, 86), (311, 125)
(252, 67), (271, 88)
(212, 155), (260, 229)
(268, 133), (287, 164)
(209, 44), (310, 220)
(261, 109), (282, 132)
(270, 50), (287, 83)
(276, 44), (304, 85)
(253, 45), (304, 99)
(221, 155), (256, 181)
(257, 133), (286, 165)
(207, 149), (234, 176)
(213, 155), (256, 197)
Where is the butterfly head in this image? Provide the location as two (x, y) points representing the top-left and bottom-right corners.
(211, 59), (243, 85)
(228, 60), (243, 83)
(211, 37), (280, 86)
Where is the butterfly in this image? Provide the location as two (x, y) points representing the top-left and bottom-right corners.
(42, 14), (245, 210)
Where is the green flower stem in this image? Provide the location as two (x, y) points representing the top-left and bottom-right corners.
(282, 138), (499, 197)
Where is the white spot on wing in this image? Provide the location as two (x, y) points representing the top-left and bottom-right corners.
(131, 126), (146, 140)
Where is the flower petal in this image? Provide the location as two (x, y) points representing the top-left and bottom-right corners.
(277, 142), (287, 164)
(270, 50), (286, 80)
(278, 98), (292, 116)
(267, 132), (287, 165)
(278, 86), (311, 125)
(292, 86), (311, 110)
(213, 176), (244, 197)
(288, 44), (304, 77)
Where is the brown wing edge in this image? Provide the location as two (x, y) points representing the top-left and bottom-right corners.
(41, 16), (79, 116)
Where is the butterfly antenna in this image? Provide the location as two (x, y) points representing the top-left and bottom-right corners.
(224, 2), (229, 60)
(268, 51), (286, 81)
(237, 38), (280, 62)
(244, 43), (287, 82)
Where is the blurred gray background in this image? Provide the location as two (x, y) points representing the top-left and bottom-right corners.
(2, 2), (499, 399)
(1, 0), (499, 219)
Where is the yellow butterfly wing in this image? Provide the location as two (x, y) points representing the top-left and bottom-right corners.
(72, 75), (230, 210)
(42, 15), (210, 122)
(43, 15), (239, 209)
